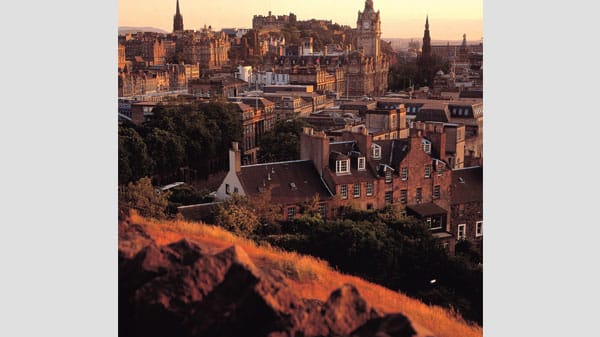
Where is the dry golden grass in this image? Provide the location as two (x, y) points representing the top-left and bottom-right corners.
(126, 212), (483, 337)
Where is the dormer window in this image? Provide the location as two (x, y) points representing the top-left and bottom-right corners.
(371, 144), (381, 159)
(336, 159), (350, 174)
(422, 140), (431, 154)
(358, 157), (366, 171)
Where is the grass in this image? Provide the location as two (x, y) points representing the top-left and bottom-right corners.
(126, 212), (483, 337)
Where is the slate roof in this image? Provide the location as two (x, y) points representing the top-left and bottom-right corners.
(406, 202), (448, 216)
(451, 166), (483, 204)
(238, 160), (332, 204)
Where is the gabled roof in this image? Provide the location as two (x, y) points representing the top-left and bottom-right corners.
(237, 160), (332, 204)
(451, 166), (483, 204)
(371, 139), (410, 169)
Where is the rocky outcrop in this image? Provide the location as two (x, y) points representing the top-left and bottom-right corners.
(119, 222), (434, 337)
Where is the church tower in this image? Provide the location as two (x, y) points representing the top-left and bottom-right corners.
(173, 0), (184, 33)
(356, 0), (381, 58)
(421, 16), (432, 59)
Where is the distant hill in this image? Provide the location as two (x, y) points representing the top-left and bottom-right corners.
(118, 26), (169, 35)
(119, 212), (483, 337)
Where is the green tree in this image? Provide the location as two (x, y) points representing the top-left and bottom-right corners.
(118, 177), (170, 220)
(214, 195), (260, 237)
(118, 126), (154, 185)
(144, 128), (185, 181)
(258, 119), (310, 162)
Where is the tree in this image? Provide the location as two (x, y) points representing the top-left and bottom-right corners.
(144, 128), (185, 181)
(119, 177), (170, 220)
(257, 119), (310, 163)
(119, 126), (154, 185)
(214, 195), (260, 237)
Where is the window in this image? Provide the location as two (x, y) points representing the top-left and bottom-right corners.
(476, 221), (483, 237)
(234, 187), (239, 194)
(385, 169), (392, 183)
(340, 184), (348, 199)
(358, 157), (366, 171)
(400, 189), (407, 204)
(353, 183), (361, 198)
(367, 203), (373, 210)
(457, 224), (466, 240)
(423, 141), (431, 154)
(437, 163), (443, 176)
(366, 182), (373, 196)
(433, 185), (440, 199)
(225, 184), (230, 195)
(287, 207), (295, 220)
(371, 144), (381, 159)
(425, 164), (431, 178)
(385, 191), (393, 204)
(426, 217), (432, 228)
(336, 159), (350, 174)
(401, 167), (408, 181)
(416, 188), (422, 203)
(319, 204), (327, 218)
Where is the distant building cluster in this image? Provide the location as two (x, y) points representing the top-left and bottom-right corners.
(118, 0), (483, 255)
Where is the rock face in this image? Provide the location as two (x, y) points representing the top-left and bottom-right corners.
(119, 222), (433, 337)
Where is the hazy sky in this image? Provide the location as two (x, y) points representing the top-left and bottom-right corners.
(119, 0), (483, 41)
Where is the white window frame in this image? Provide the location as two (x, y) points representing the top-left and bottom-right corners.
(433, 185), (440, 199)
(385, 191), (393, 204)
(319, 203), (327, 218)
(401, 167), (408, 181)
(423, 141), (431, 154)
(336, 159), (350, 174)
(416, 188), (422, 203)
(400, 189), (407, 204)
(340, 184), (348, 199)
(476, 221), (483, 237)
(371, 144), (381, 159)
(457, 224), (466, 240)
(425, 164), (431, 178)
(353, 183), (361, 198)
(366, 182), (373, 196)
(385, 169), (392, 183)
(287, 207), (295, 220)
(358, 157), (366, 171)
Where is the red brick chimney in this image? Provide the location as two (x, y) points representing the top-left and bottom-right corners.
(300, 127), (329, 176)
(353, 126), (372, 159)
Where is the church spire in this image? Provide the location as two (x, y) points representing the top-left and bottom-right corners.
(173, 0), (184, 32)
(365, 0), (374, 10)
(422, 15), (431, 59)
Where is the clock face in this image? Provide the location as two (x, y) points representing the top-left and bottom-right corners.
(363, 21), (370, 29)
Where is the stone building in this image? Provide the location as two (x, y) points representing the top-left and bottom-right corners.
(346, 0), (389, 97)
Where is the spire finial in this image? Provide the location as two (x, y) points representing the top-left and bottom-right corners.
(425, 15), (429, 29)
(176, 0), (180, 15)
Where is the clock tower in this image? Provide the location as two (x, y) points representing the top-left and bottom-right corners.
(356, 0), (381, 58)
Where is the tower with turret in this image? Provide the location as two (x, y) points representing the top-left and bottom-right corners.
(356, 0), (381, 58)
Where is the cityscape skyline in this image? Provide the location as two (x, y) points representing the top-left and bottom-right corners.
(119, 0), (483, 41)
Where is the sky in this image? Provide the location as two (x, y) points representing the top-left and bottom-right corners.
(119, 0), (483, 41)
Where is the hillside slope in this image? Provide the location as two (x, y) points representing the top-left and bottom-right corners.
(119, 213), (482, 337)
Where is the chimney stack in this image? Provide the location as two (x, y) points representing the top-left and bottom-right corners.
(230, 141), (241, 173)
